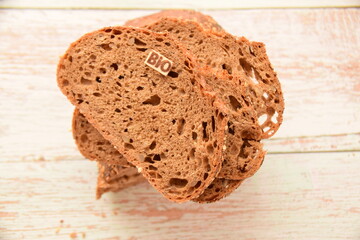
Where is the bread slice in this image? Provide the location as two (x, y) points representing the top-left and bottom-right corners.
(96, 162), (145, 199)
(72, 109), (130, 166)
(193, 178), (243, 203)
(146, 18), (284, 139)
(57, 26), (227, 202)
(125, 10), (224, 33)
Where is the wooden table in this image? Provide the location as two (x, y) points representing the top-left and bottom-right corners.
(0, 2), (359, 239)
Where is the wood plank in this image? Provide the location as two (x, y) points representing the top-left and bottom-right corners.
(1, 152), (359, 240)
(0, 0), (359, 10)
(0, 9), (359, 162)
(264, 132), (360, 153)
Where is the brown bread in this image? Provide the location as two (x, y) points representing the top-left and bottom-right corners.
(57, 26), (227, 202)
(193, 178), (243, 203)
(147, 18), (284, 139)
(72, 109), (130, 166)
(96, 162), (145, 199)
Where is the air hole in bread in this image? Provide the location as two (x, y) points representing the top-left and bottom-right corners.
(81, 77), (92, 85)
(62, 80), (69, 86)
(192, 132), (197, 140)
(202, 122), (208, 140)
(204, 173), (209, 181)
(134, 38), (146, 46)
(99, 68), (106, 74)
(149, 165), (157, 171)
(222, 63), (232, 74)
(93, 92), (101, 97)
(80, 134), (88, 143)
(211, 116), (216, 132)
(169, 178), (188, 188)
(176, 118), (186, 135)
(194, 181), (202, 189)
(149, 141), (156, 150)
(124, 143), (135, 150)
(136, 86), (144, 91)
(189, 34), (194, 38)
(215, 188), (221, 193)
(271, 111), (279, 124)
(227, 121), (235, 135)
(90, 54), (96, 60)
(112, 29), (122, 35)
(239, 58), (258, 83)
(95, 77), (101, 83)
(228, 95), (242, 111)
(258, 114), (267, 126)
(118, 75), (124, 80)
(153, 154), (161, 161)
(155, 37), (163, 42)
(68, 55), (73, 62)
(110, 63), (118, 70)
(110, 35), (115, 39)
(99, 43), (112, 51)
(206, 144), (214, 154)
(263, 126), (270, 133)
(165, 42), (171, 46)
(241, 130), (253, 139)
(142, 95), (161, 106)
(77, 99), (83, 104)
(104, 28), (112, 33)
(239, 141), (250, 158)
(168, 71), (179, 78)
(189, 148), (195, 159)
(144, 156), (154, 164)
(136, 48), (147, 52)
(84, 72), (91, 77)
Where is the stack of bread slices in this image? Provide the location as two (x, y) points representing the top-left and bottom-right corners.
(57, 10), (284, 203)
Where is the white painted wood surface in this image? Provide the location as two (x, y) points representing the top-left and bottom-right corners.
(0, 8), (359, 240)
(1, 0), (359, 10)
(1, 153), (359, 240)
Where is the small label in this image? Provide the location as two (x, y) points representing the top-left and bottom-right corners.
(145, 50), (173, 76)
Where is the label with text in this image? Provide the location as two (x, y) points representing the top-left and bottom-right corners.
(145, 50), (173, 76)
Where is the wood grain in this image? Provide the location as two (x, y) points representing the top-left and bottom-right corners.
(1, 152), (359, 240)
(1, 0), (359, 10)
(0, 8), (359, 240)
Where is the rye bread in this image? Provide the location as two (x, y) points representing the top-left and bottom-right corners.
(57, 26), (227, 202)
(125, 10), (224, 33)
(193, 178), (243, 203)
(146, 18), (284, 139)
(96, 162), (145, 199)
(72, 109), (130, 166)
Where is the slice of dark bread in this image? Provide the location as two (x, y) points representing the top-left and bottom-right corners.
(193, 178), (243, 203)
(72, 108), (130, 166)
(96, 162), (145, 199)
(57, 26), (227, 202)
(146, 18), (284, 139)
(125, 10), (224, 33)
